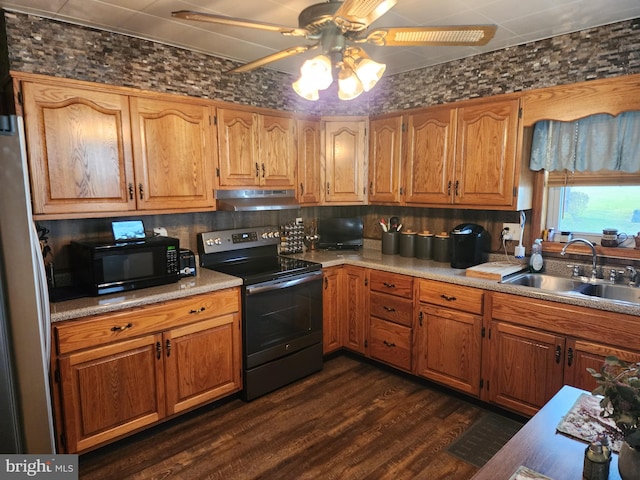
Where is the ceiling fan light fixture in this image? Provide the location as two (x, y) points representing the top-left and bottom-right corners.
(299, 54), (333, 91)
(292, 77), (320, 101)
(337, 64), (364, 100)
(353, 57), (385, 92)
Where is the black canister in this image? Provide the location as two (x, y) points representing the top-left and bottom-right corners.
(416, 231), (434, 260)
(432, 232), (450, 262)
(399, 231), (416, 257)
(381, 232), (399, 255)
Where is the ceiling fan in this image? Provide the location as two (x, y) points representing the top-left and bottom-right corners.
(172, 0), (497, 100)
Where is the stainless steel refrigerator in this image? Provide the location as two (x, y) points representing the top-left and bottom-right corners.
(0, 114), (56, 453)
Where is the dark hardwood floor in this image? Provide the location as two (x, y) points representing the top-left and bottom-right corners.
(79, 355), (503, 480)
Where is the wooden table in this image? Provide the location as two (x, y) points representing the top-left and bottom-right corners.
(471, 385), (621, 480)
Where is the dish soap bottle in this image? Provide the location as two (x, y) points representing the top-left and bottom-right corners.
(529, 239), (544, 273)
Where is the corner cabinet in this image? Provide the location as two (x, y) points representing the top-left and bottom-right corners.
(216, 107), (296, 189)
(17, 74), (216, 217)
(322, 117), (368, 204)
(51, 289), (242, 453)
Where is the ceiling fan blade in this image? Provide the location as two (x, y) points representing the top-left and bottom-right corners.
(227, 44), (318, 73)
(172, 10), (308, 37)
(334, 0), (398, 31)
(362, 25), (497, 46)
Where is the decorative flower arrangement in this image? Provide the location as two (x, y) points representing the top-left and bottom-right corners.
(589, 356), (640, 451)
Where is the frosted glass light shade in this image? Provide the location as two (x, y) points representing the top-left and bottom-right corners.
(292, 76), (319, 101)
(300, 55), (333, 91)
(337, 66), (364, 100)
(354, 58), (386, 92)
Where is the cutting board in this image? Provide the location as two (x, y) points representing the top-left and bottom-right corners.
(465, 262), (526, 280)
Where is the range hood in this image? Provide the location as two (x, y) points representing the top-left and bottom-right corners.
(215, 189), (300, 211)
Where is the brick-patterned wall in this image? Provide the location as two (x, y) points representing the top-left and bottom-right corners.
(3, 11), (639, 116)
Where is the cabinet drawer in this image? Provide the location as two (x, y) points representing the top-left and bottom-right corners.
(54, 288), (240, 355)
(370, 292), (413, 327)
(418, 279), (483, 315)
(369, 317), (412, 371)
(369, 270), (413, 298)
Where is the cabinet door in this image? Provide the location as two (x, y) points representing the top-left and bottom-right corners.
(57, 334), (165, 453)
(323, 119), (368, 204)
(489, 322), (564, 416)
(130, 97), (215, 210)
(404, 107), (456, 205)
(21, 81), (135, 215)
(342, 266), (367, 353)
(564, 339), (640, 392)
(164, 313), (242, 415)
(297, 118), (322, 204)
(260, 113), (296, 188)
(368, 115), (403, 204)
(415, 305), (482, 396)
(217, 108), (259, 187)
(322, 267), (343, 354)
(455, 98), (520, 206)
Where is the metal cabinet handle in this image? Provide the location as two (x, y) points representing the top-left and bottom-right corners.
(418, 311), (423, 326)
(111, 322), (132, 332)
(383, 282), (396, 288)
(138, 183), (144, 200)
(555, 345), (562, 364)
(447, 180), (452, 196)
(166, 339), (171, 357)
(326, 182), (330, 195)
(324, 276), (328, 289)
(156, 341), (161, 359)
(128, 183), (134, 200)
(189, 307), (206, 314)
(383, 340), (396, 348)
(255, 162), (259, 177)
(383, 306), (396, 312)
(300, 183), (304, 195)
(567, 347), (574, 367)
(440, 294), (457, 302)
(454, 180), (459, 196)
(261, 163), (266, 178)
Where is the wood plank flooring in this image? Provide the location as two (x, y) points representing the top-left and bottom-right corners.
(79, 355), (498, 480)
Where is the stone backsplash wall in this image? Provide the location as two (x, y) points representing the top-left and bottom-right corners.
(3, 10), (639, 116)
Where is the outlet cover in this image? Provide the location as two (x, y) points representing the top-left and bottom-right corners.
(503, 222), (522, 241)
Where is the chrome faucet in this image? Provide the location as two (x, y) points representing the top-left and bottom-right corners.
(561, 238), (599, 280)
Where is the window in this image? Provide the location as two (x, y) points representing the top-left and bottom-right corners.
(546, 171), (640, 246)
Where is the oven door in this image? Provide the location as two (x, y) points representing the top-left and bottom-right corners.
(244, 270), (323, 369)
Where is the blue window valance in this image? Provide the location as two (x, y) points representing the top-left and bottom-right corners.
(529, 111), (640, 173)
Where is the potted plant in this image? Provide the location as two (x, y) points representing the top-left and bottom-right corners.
(589, 356), (640, 480)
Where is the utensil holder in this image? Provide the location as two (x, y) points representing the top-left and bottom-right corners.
(382, 232), (399, 255)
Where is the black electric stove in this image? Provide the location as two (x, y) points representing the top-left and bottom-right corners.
(197, 226), (323, 401)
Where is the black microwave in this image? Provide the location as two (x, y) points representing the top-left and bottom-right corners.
(70, 236), (180, 296)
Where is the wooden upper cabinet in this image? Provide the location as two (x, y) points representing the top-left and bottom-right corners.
(259, 113), (296, 188)
(129, 97), (215, 210)
(454, 98), (521, 207)
(322, 118), (368, 204)
(216, 107), (296, 189)
(296, 117), (322, 204)
(368, 115), (403, 204)
(21, 81), (136, 215)
(404, 107), (457, 205)
(216, 107), (259, 187)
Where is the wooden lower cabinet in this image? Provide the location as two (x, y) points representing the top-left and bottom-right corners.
(488, 291), (640, 417)
(322, 266), (343, 354)
(52, 288), (241, 453)
(369, 317), (412, 371)
(342, 266), (368, 354)
(415, 280), (483, 397)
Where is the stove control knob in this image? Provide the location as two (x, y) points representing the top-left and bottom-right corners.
(214, 237), (222, 245)
(274, 231), (280, 238)
(205, 238), (214, 246)
(261, 232), (269, 239)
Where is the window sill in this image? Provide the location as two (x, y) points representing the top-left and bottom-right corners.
(542, 241), (640, 261)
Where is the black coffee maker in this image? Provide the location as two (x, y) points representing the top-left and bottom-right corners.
(450, 223), (490, 269)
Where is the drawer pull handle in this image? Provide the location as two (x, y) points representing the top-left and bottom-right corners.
(383, 282), (396, 288)
(111, 322), (132, 332)
(383, 306), (396, 312)
(440, 294), (456, 301)
(166, 339), (171, 357)
(189, 307), (206, 314)
(567, 347), (574, 367)
(555, 345), (562, 364)
(156, 341), (161, 359)
(383, 340), (396, 348)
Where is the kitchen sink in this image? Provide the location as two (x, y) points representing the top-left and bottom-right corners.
(501, 272), (640, 305)
(578, 283), (640, 304)
(500, 273), (587, 292)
